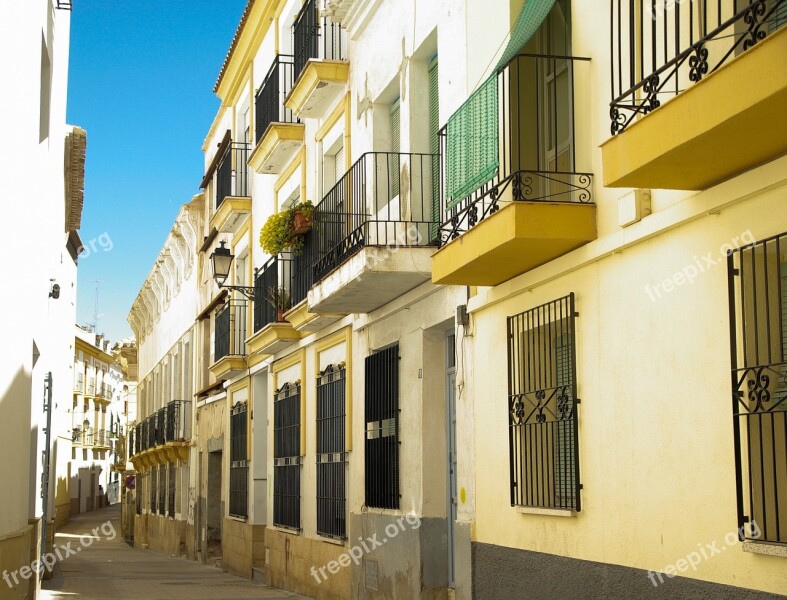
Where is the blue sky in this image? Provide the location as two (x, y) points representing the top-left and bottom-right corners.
(67, 0), (247, 342)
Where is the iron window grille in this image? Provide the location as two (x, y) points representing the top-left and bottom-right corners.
(150, 469), (157, 515)
(610, 0), (787, 135)
(158, 466), (166, 515)
(136, 476), (142, 515)
(274, 382), (301, 530)
(508, 293), (581, 511)
(728, 231), (787, 544)
(365, 345), (400, 509)
(317, 365), (347, 539)
(230, 402), (249, 519)
(168, 463), (176, 518)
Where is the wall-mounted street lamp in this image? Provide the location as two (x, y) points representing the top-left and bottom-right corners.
(209, 241), (256, 300)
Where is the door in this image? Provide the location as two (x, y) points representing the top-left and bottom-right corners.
(446, 332), (458, 587)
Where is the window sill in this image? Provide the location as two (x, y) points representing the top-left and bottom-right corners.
(742, 541), (787, 558)
(316, 534), (347, 547)
(269, 525), (301, 536)
(227, 515), (248, 523)
(516, 506), (577, 518)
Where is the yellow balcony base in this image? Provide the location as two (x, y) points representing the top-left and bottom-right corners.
(130, 442), (189, 471)
(248, 123), (305, 175)
(246, 322), (301, 357)
(285, 60), (349, 119)
(284, 300), (343, 333)
(209, 196), (252, 234)
(308, 245), (435, 314)
(209, 355), (247, 380)
(602, 26), (787, 190)
(432, 201), (597, 286)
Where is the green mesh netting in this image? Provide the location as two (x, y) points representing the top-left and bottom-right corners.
(445, 0), (557, 210)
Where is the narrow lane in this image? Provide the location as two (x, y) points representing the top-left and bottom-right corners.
(42, 506), (311, 600)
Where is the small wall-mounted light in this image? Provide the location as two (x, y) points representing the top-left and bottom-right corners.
(49, 282), (60, 299)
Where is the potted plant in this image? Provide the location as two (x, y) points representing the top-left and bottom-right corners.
(259, 200), (314, 256)
(266, 286), (292, 322)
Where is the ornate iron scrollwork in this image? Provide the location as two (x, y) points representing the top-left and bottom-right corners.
(688, 44), (709, 81)
(743, 0), (768, 50)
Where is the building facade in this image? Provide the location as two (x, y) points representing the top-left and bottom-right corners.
(128, 0), (787, 599)
(0, 2), (84, 599)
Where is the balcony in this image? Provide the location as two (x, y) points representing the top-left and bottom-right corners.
(248, 55), (304, 175)
(432, 54), (596, 287)
(286, 0), (349, 119)
(210, 141), (252, 234)
(292, 152), (438, 314)
(210, 299), (248, 380)
(603, 1), (787, 190)
(128, 401), (192, 464)
(85, 377), (96, 397)
(95, 382), (113, 402)
(93, 429), (112, 450)
(246, 255), (301, 357)
(74, 373), (84, 394)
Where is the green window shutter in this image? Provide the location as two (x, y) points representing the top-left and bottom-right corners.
(445, 75), (499, 209)
(428, 57), (440, 241)
(390, 100), (401, 200)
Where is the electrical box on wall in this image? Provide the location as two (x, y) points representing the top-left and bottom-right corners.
(456, 304), (469, 327)
(617, 188), (652, 227)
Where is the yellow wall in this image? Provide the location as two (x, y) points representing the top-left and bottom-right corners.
(468, 178), (787, 594)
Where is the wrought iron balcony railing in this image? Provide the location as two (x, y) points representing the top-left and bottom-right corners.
(610, 0), (786, 135)
(215, 299), (249, 362)
(164, 400), (192, 443)
(256, 55), (298, 145)
(291, 152), (438, 301)
(438, 54), (594, 246)
(293, 0), (347, 81)
(86, 377), (96, 396)
(216, 142), (251, 209)
(253, 255), (293, 333)
(74, 373), (84, 393)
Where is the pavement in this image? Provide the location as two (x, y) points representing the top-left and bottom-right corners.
(42, 505), (312, 600)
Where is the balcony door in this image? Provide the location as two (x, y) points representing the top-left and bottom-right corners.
(537, 0), (572, 200)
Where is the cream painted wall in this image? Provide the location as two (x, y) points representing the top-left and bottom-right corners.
(468, 176), (787, 594)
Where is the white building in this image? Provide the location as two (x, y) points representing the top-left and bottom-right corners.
(0, 1), (84, 599)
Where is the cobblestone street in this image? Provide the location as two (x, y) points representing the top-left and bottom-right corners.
(42, 506), (312, 600)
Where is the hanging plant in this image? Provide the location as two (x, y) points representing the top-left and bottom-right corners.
(259, 200), (314, 256)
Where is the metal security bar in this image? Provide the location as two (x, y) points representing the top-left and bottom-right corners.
(610, 0), (787, 134)
(151, 468), (158, 515)
(508, 293), (581, 511)
(216, 142), (251, 209)
(215, 299), (248, 362)
(274, 382), (301, 530)
(317, 366), (347, 539)
(230, 402), (249, 518)
(728, 231), (787, 544)
(292, 152), (438, 290)
(365, 345), (400, 509)
(292, 0), (347, 82)
(158, 466), (166, 515)
(255, 55), (297, 145)
(168, 463), (175, 518)
(253, 255), (293, 332)
(439, 54), (593, 246)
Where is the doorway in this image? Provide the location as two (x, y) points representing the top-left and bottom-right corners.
(206, 450), (223, 562)
(446, 332), (458, 588)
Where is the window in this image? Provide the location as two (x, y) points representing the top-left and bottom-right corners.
(158, 466), (166, 515)
(317, 365), (347, 539)
(508, 293), (580, 511)
(274, 382), (301, 530)
(229, 402), (249, 518)
(365, 345), (400, 509)
(150, 468), (157, 514)
(389, 100), (401, 201)
(728, 232), (787, 544)
(39, 35), (51, 142)
(168, 462), (175, 518)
